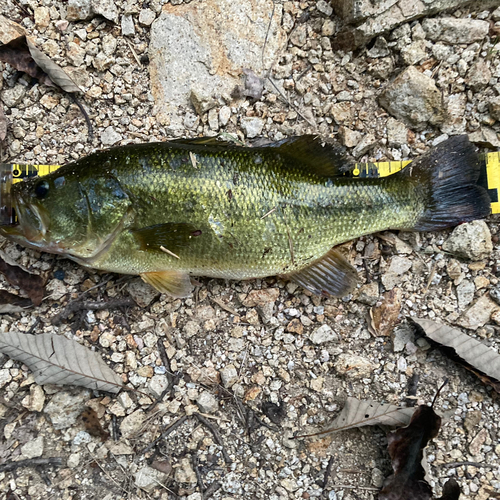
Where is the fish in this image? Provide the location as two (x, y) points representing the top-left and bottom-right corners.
(0, 135), (491, 298)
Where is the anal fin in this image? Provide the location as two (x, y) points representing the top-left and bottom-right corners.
(283, 248), (358, 297)
(141, 270), (193, 298)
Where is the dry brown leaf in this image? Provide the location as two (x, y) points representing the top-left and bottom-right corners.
(0, 331), (124, 393)
(298, 397), (415, 438)
(0, 35), (81, 93)
(26, 38), (81, 93)
(369, 288), (403, 336)
(0, 256), (45, 306)
(0, 290), (31, 313)
(412, 318), (500, 393)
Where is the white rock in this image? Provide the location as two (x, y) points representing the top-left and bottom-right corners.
(100, 126), (122, 145)
(196, 390), (219, 413)
(120, 410), (145, 438)
(149, 375), (169, 398)
(66, 0), (94, 22)
(310, 324), (338, 344)
(21, 436), (44, 459)
(139, 9), (156, 26)
(334, 354), (375, 379)
(240, 117), (264, 138)
(121, 15), (135, 36)
(219, 105), (231, 126)
(149, 0), (286, 120)
(134, 465), (169, 492)
(44, 390), (91, 430)
(443, 220), (492, 261)
(1, 86), (26, 107)
(422, 18), (489, 45)
(21, 385), (45, 412)
(91, 0), (118, 23)
(174, 457), (197, 486)
(220, 364), (238, 388)
(456, 281), (475, 310)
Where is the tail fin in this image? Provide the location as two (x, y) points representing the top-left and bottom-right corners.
(406, 135), (491, 231)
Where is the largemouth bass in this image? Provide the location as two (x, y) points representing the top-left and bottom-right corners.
(0, 135), (490, 297)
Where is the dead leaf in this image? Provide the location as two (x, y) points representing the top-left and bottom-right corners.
(0, 102), (7, 141)
(0, 36), (81, 93)
(412, 318), (500, 393)
(380, 404), (460, 500)
(0, 331), (124, 393)
(0, 256), (45, 306)
(81, 407), (110, 441)
(26, 39), (81, 93)
(369, 288), (403, 336)
(297, 397), (415, 438)
(0, 290), (32, 313)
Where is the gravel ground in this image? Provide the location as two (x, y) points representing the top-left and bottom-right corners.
(0, 1), (500, 499)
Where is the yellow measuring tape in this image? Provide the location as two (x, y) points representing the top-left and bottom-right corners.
(6, 153), (500, 215)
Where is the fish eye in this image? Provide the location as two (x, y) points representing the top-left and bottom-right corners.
(34, 180), (50, 200)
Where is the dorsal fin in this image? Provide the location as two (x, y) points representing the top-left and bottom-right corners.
(260, 135), (355, 178)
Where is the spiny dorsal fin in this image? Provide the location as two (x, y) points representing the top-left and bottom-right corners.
(260, 135), (354, 178)
(283, 247), (358, 297)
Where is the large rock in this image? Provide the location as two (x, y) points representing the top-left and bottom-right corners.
(379, 66), (444, 130)
(44, 390), (91, 430)
(422, 18), (489, 44)
(149, 0), (286, 124)
(442, 221), (493, 261)
(332, 0), (500, 49)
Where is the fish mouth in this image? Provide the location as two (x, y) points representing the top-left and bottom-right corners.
(1, 197), (66, 254)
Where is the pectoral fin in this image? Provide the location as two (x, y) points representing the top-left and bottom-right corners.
(283, 248), (358, 297)
(140, 270), (193, 298)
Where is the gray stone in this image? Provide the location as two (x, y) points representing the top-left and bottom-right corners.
(379, 66), (444, 130)
(93, 52), (114, 71)
(441, 93), (466, 135)
(392, 325), (414, 352)
(442, 220), (492, 261)
(100, 126), (122, 146)
(135, 465), (169, 492)
(149, 375), (169, 398)
(1, 85), (26, 107)
(367, 37), (390, 58)
(139, 9), (156, 26)
(491, 285), (500, 306)
(456, 280), (475, 310)
(316, 0), (333, 16)
(183, 320), (200, 338)
(469, 127), (500, 149)
(66, 0), (94, 21)
(466, 60), (492, 91)
(400, 40), (427, 65)
(457, 295), (499, 331)
(310, 324), (338, 344)
(91, 0), (118, 23)
(149, 0), (286, 121)
(121, 14), (135, 36)
(352, 133), (376, 158)
(331, 0), (499, 49)
(44, 390), (91, 430)
(127, 278), (160, 307)
(339, 127), (361, 148)
(388, 256), (412, 276)
(208, 108), (219, 131)
(196, 390), (219, 413)
(220, 364), (238, 388)
(357, 282), (379, 306)
(241, 117), (264, 138)
(21, 436), (44, 459)
(422, 18), (489, 45)
(387, 118), (408, 147)
(219, 106), (231, 126)
(334, 354), (375, 379)
(120, 410), (145, 438)
(489, 96), (500, 122)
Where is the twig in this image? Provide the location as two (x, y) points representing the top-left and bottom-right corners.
(68, 93), (93, 142)
(204, 481), (221, 499)
(194, 413), (232, 464)
(443, 461), (496, 469)
(329, 485), (379, 492)
(322, 456), (335, 489)
(51, 297), (135, 325)
(135, 416), (188, 460)
(112, 414), (120, 441)
(0, 457), (63, 473)
(210, 296), (239, 316)
(124, 37), (143, 67)
(261, 0), (276, 70)
(192, 450), (205, 500)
